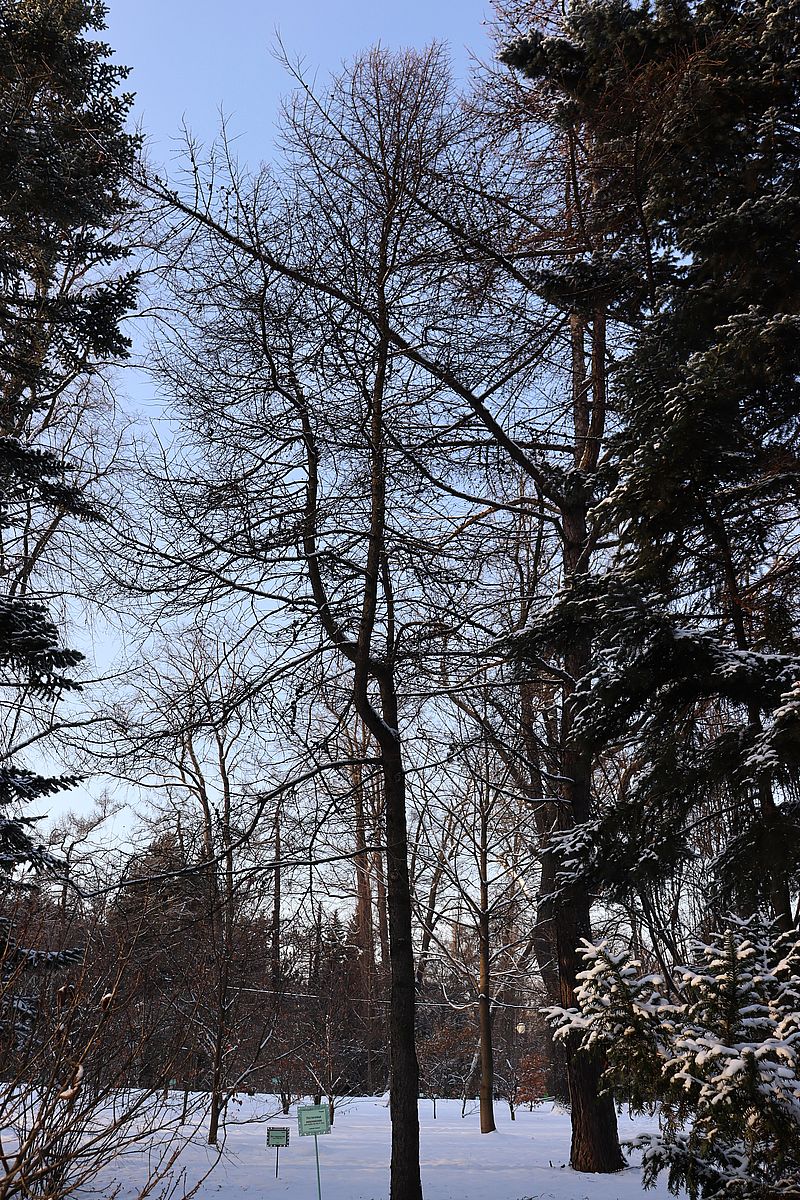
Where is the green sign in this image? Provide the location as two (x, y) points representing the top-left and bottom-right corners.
(297, 1103), (331, 1136)
(266, 1127), (290, 1148)
(297, 1105), (330, 1200)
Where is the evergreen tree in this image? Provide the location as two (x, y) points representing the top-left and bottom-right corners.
(0, 0), (137, 1041)
(503, 0), (800, 930)
(553, 920), (800, 1198)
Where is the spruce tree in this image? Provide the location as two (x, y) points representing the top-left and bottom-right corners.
(503, 0), (800, 931)
(0, 0), (137, 1042)
(553, 920), (800, 1198)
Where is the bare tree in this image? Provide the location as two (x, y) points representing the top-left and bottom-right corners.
(0, 893), (210, 1200)
(412, 714), (539, 1135)
(129, 32), (632, 1177)
(109, 625), (291, 1143)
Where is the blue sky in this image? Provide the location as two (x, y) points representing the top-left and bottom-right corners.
(105, 0), (493, 161)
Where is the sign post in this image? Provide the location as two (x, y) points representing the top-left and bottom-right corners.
(265, 1127), (290, 1178)
(297, 1103), (331, 1200)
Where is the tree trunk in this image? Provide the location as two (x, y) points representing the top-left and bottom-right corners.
(547, 309), (623, 1172)
(207, 1086), (222, 1146)
(371, 792), (391, 971)
(558, 494), (624, 1173)
(296, 228), (422, 1196)
(552, 878), (624, 1170)
(478, 810), (496, 1134)
(477, 975), (495, 1133)
(351, 269), (422, 1200)
(271, 801), (282, 992)
(382, 741), (423, 1200)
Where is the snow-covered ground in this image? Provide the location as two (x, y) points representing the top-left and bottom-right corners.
(84, 1094), (682, 1200)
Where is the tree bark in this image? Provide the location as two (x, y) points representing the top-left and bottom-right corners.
(381, 737), (423, 1200)
(555, 489), (624, 1172)
(347, 254), (423, 1199)
(271, 801), (282, 993)
(478, 804), (496, 1134)
(477, 923), (496, 1134)
(551, 311), (624, 1172)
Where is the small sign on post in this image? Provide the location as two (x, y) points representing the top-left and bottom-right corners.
(297, 1104), (331, 1200)
(297, 1104), (331, 1136)
(266, 1126), (290, 1177)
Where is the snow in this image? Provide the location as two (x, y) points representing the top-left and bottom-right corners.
(85, 1094), (682, 1200)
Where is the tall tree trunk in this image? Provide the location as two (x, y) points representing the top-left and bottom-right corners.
(350, 262), (422, 1200)
(372, 817), (391, 972)
(381, 735), (423, 1200)
(271, 800), (282, 993)
(553, 313), (623, 1172)
(294, 209), (422, 1197)
(477, 915), (496, 1133)
(553, 675), (624, 1167)
(478, 803), (496, 1133)
(207, 1059), (223, 1145)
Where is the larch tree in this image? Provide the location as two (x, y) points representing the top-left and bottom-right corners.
(135, 48), (478, 1200)
(139, 31), (631, 1175)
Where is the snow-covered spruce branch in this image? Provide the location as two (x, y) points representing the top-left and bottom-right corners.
(547, 918), (800, 1198)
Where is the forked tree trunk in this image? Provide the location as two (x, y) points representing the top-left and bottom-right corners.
(289, 184), (425, 1195)
(349, 258), (423, 1200)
